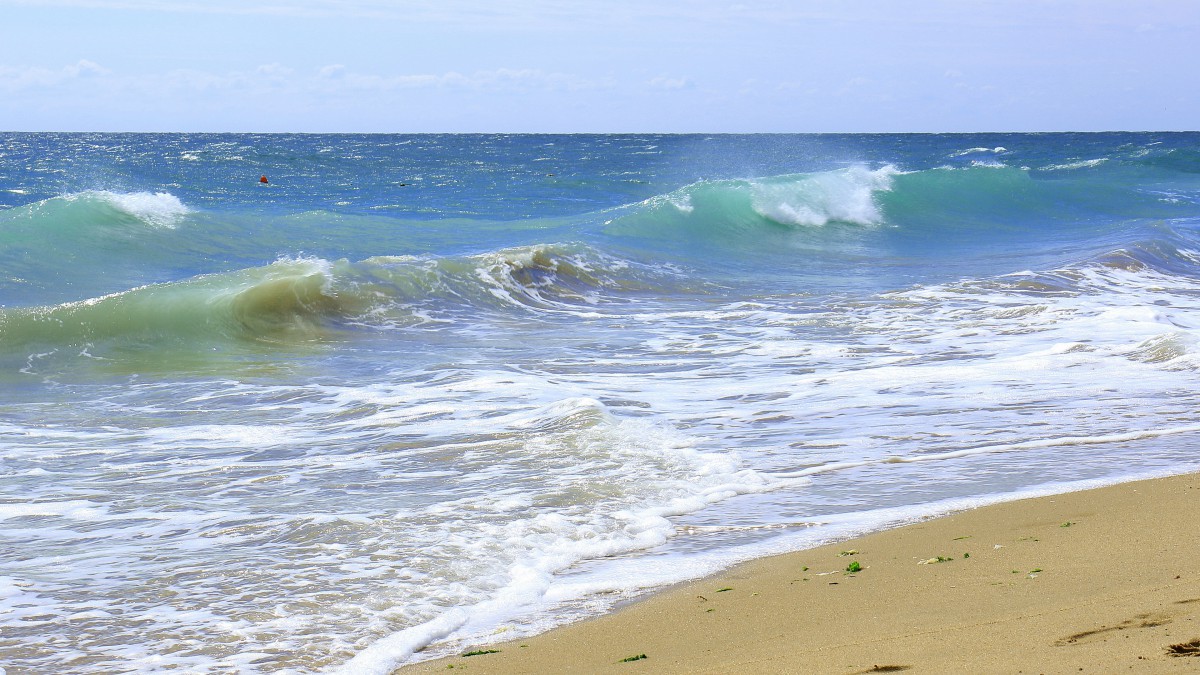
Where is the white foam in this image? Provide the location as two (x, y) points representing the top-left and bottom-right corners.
(60, 189), (190, 228)
(1041, 158), (1109, 171)
(0, 500), (108, 521)
(311, 396), (788, 673)
(750, 165), (896, 227)
(668, 193), (694, 213)
(951, 146), (1007, 157)
(331, 610), (468, 674)
(89, 190), (192, 228)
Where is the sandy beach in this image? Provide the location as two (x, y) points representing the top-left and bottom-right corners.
(401, 473), (1200, 673)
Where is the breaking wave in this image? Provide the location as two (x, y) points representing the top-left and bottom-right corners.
(0, 245), (686, 355)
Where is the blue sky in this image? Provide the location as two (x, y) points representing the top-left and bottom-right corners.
(1, 0), (1196, 132)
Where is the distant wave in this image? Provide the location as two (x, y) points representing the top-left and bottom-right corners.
(1137, 147), (1200, 174)
(0, 190), (193, 233)
(0, 190), (203, 306)
(601, 166), (897, 250)
(879, 163), (1198, 232)
(78, 190), (193, 228)
(748, 166), (896, 227)
(950, 146), (1007, 157)
(0, 190), (196, 279)
(1039, 158), (1109, 171)
(602, 163), (1157, 246)
(664, 166), (895, 228)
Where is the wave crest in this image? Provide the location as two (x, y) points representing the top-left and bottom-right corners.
(82, 190), (192, 229)
(748, 166), (895, 227)
(602, 166), (897, 249)
(0, 190), (193, 244)
(0, 245), (683, 358)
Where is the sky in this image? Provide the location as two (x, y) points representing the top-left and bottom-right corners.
(1, 0), (1197, 133)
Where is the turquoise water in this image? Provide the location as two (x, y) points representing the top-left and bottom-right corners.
(4, 133), (1200, 672)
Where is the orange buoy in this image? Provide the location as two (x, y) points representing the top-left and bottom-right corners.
(259, 175), (269, 184)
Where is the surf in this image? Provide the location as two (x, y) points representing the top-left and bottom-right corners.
(7, 133), (1200, 674)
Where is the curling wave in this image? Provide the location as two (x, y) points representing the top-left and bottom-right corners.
(604, 163), (1198, 252)
(0, 258), (341, 349)
(603, 166), (896, 243)
(0, 244), (687, 354)
(0, 190), (192, 235)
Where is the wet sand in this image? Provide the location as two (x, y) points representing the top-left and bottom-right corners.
(400, 472), (1200, 673)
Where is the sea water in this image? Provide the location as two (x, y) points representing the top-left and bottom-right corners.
(3, 133), (1200, 673)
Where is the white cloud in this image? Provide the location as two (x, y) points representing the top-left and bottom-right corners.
(0, 0), (858, 25)
(318, 64), (347, 79)
(835, 76), (872, 95)
(1, 59), (609, 98)
(0, 59), (110, 91)
(255, 63), (294, 77)
(5, 1), (1198, 131)
(155, 64), (299, 92)
(68, 59), (109, 77)
(648, 76), (693, 90)
(312, 66), (608, 92)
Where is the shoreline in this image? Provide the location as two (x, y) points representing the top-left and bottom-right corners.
(399, 472), (1200, 673)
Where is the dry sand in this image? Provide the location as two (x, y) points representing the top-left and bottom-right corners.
(400, 473), (1200, 674)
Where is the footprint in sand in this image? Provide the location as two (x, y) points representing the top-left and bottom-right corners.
(1166, 638), (1200, 657)
(1054, 612), (1173, 646)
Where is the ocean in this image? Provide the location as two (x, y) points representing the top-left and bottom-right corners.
(3, 132), (1200, 673)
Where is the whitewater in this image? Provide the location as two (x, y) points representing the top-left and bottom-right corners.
(3, 133), (1200, 673)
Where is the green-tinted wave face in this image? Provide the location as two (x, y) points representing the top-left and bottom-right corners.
(605, 163), (1196, 245)
(598, 162), (1200, 267)
(604, 166), (895, 240)
(0, 243), (694, 374)
(0, 258), (340, 351)
(1138, 147), (1200, 174)
(0, 190), (193, 238)
(880, 164), (1194, 231)
(0, 191), (200, 304)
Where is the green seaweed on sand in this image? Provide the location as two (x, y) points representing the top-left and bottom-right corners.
(619, 654), (648, 663)
(846, 560), (863, 573)
(462, 649), (501, 657)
